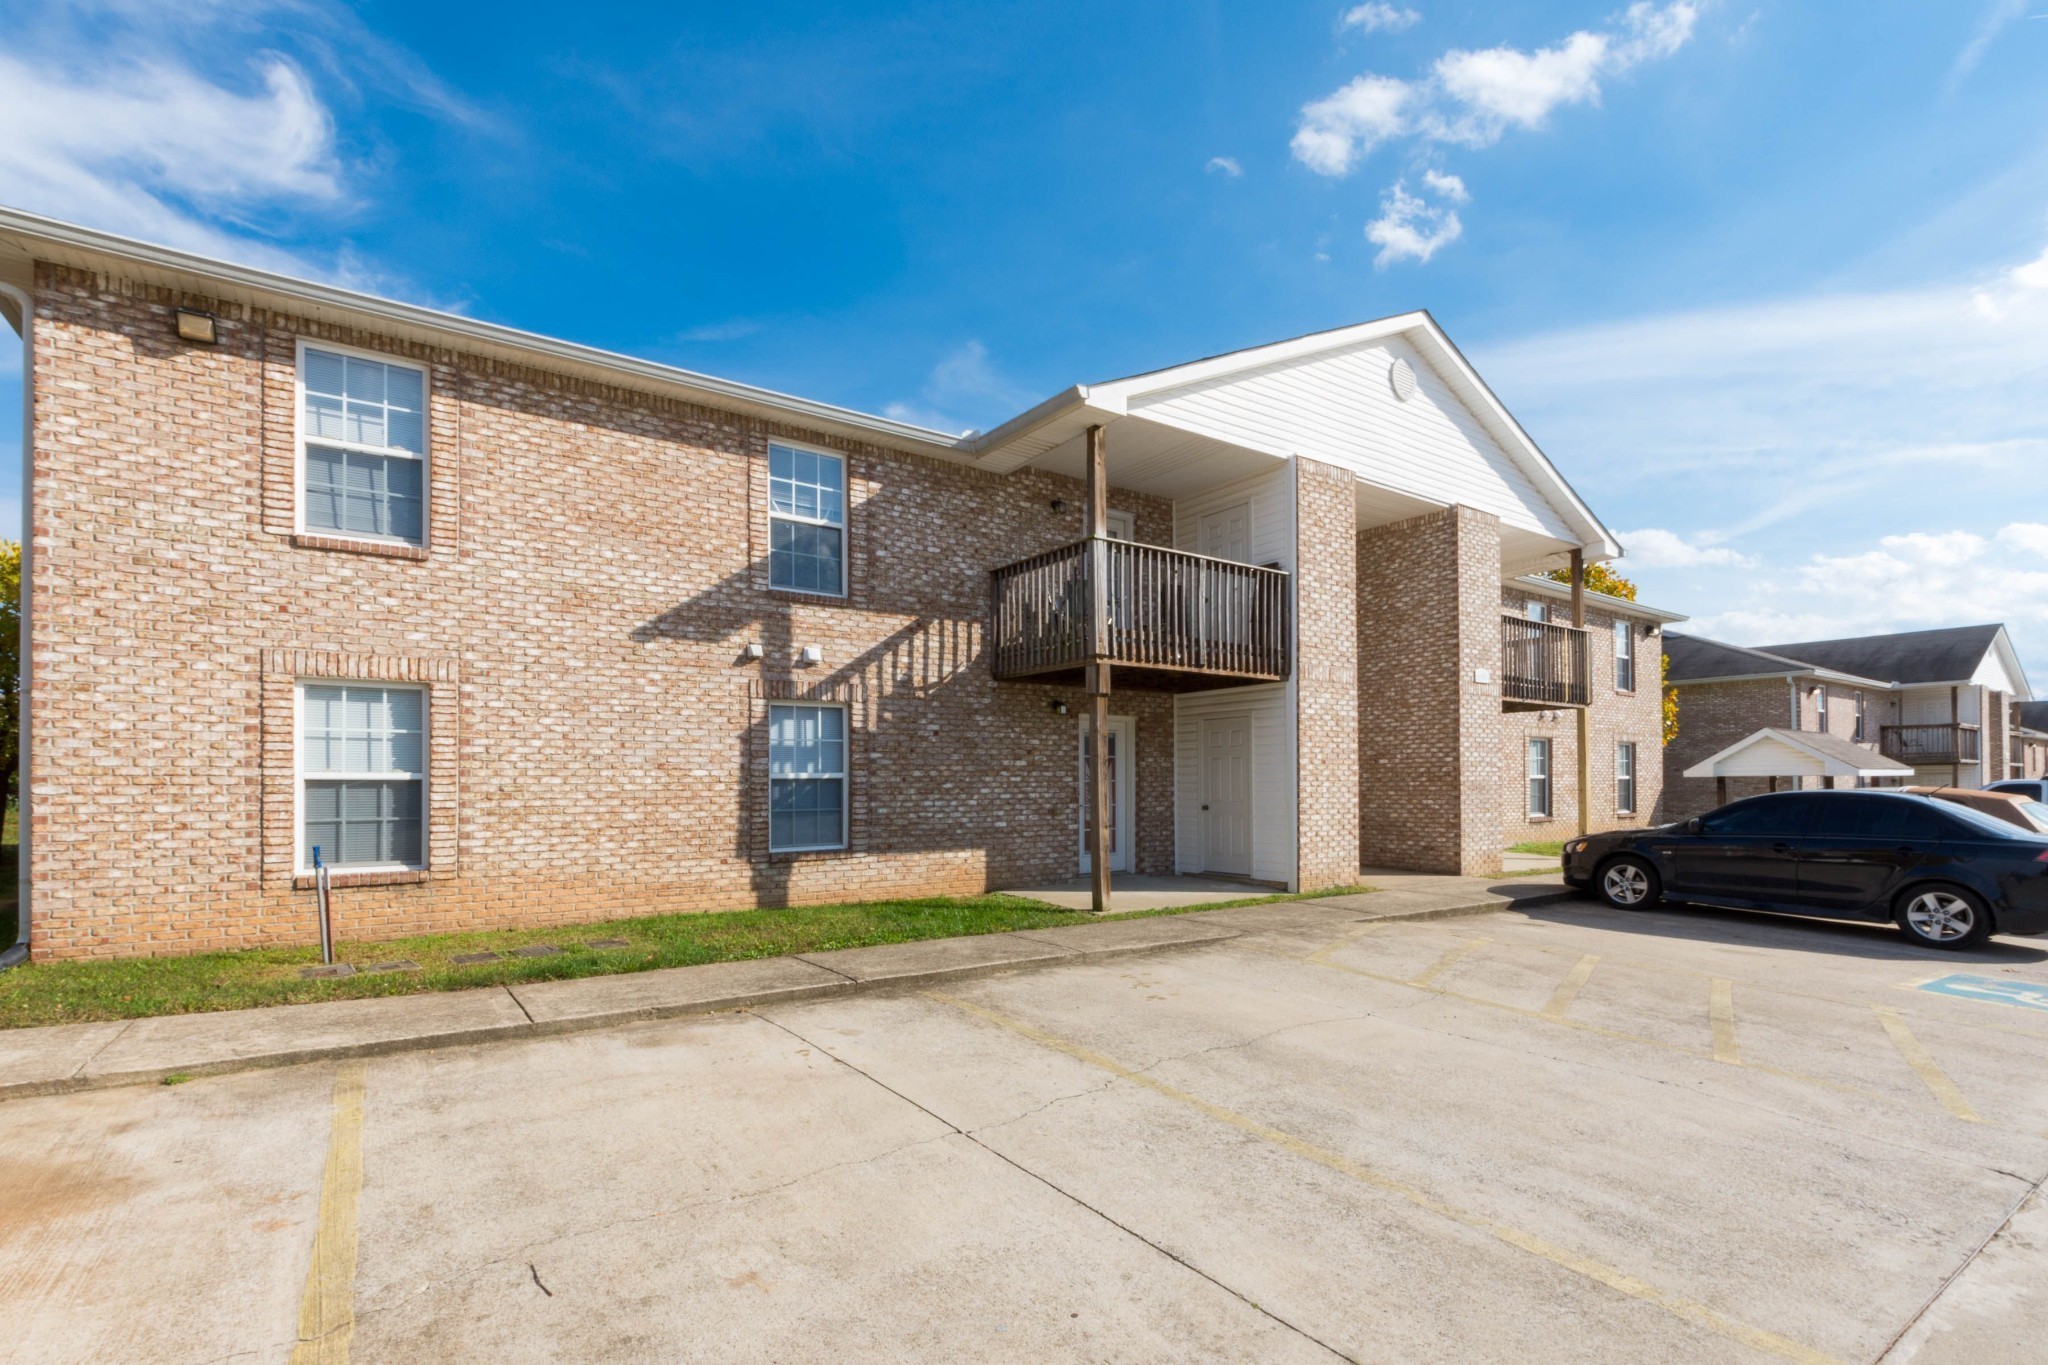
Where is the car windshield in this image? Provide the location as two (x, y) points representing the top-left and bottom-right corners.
(1938, 798), (2048, 840)
(2019, 800), (2048, 834)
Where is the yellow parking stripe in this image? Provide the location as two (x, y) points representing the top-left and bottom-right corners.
(929, 991), (1837, 1365)
(1411, 938), (1488, 987)
(1710, 980), (1740, 1064)
(1303, 921), (1381, 967)
(1543, 955), (1601, 1020)
(1874, 1009), (1983, 1123)
(291, 1062), (368, 1365)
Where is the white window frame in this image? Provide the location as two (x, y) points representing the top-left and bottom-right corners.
(1613, 619), (1635, 692)
(1854, 691), (1867, 742)
(1616, 741), (1637, 815)
(294, 679), (429, 875)
(1527, 738), (1552, 818)
(1813, 686), (1828, 733)
(1104, 509), (1135, 540)
(766, 439), (848, 598)
(1526, 600), (1549, 623)
(295, 338), (431, 548)
(767, 701), (849, 853)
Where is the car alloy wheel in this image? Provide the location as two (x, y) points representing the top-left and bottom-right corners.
(1602, 861), (1651, 906)
(1903, 890), (1977, 943)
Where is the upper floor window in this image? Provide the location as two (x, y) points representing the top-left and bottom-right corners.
(300, 345), (427, 545)
(768, 442), (845, 595)
(1814, 686), (1828, 733)
(1854, 691), (1867, 742)
(1613, 620), (1635, 691)
(1526, 600), (1549, 624)
(300, 682), (426, 871)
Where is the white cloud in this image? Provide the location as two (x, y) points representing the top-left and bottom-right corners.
(1972, 242), (2048, 317)
(1950, 0), (2027, 87)
(1365, 180), (1462, 266)
(1342, 3), (1421, 34)
(1292, 2), (1695, 173)
(1615, 528), (1757, 569)
(1420, 168), (1469, 202)
(1998, 524), (2048, 558)
(1205, 156), (1244, 178)
(0, 52), (341, 268)
(883, 341), (1038, 436)
(1290, 75), (1413, 177)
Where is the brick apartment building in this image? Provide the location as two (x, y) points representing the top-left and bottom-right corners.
(1661, 624), (2035, 819)
(1, 209), (1667, 959)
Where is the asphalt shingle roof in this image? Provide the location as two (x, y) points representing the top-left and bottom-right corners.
(2017, 701), (2048, 733)
(1662, 634), (1813, 683)
(1754, 624), (2004, 687)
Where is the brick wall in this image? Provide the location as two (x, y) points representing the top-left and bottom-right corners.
(1293, 458), (1359, 891)
(26, 265), (1179, 958)
(1355, 506), (1502, 875)
(1497, 588), (1670, 845)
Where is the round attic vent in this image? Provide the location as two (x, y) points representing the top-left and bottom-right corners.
(1389, 357), (1419, 402)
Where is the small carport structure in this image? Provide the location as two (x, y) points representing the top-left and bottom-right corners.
(1683, 728), (1912, 805)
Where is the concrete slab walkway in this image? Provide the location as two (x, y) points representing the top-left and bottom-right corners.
(0, 874), (1575, 1101)
(997, 873), (1274, 911)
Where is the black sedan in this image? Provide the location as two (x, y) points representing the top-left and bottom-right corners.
(1560, 789), (2048, 949)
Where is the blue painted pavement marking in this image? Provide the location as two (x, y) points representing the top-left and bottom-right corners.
(1917, 974), (2048, 1013)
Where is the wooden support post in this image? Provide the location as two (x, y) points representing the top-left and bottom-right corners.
(1951, 685), (1961, 788)
(1571, 550), (1590, 838)
(1084, 425), (1112, 914)
(1716, 776), (1728, 807)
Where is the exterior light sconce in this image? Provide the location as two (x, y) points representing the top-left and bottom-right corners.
(1049, 699), (1070, 716)
(173, 309), (218, 345)
(1049, 498), (1067, 515)
(741, 642), (764, 660)
(798, 645), (823, 665)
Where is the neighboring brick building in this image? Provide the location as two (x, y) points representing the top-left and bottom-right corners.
(2, 210), (1665, 959)
(1662, 626), (2036, 820)
(1497, 579), (1684, 847)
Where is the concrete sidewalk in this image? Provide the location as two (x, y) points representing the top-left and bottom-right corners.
(0, 875), (1577, 1101)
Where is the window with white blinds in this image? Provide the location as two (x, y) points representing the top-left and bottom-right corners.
(768, 443), (845, 595)
(301, 345), (427, 545)
(1528, 738), (1552, 818)
(1616, 741), (1637, 814)
(300, 683), (426, 869)
(768, 703), (846, 851)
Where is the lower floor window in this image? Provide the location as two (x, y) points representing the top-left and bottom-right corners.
(1528, 738), (1552, 818)
(300, 682), (427, 869)
(769, 702), (847, 851)
(1616, 741), (1637, 814)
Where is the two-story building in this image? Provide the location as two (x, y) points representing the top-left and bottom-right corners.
(1661, 624), (2035, 819)
(1, 208), (1666, 959)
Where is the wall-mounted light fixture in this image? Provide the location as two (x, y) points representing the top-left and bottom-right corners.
(741, 642), (764, 660)
(1049, 699), (1069, 716)
(798, 645), (823, 665)
(173, 309), (218, 345)
(1049, 498), (1067, 515)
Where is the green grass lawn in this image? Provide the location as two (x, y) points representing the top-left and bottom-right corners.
(1509, 840), (1567, 857)
(0, 884), (1365, 1030)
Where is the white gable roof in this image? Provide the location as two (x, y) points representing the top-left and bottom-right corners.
(1683, 728), (1913, 780)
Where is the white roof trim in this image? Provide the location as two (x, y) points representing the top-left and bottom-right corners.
(1511, 575), (1687, 624)
(1682, 728), (1913, 780)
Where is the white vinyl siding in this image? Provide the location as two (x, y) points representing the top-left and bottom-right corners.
(300, 345), (427, 545)
(1614, 620), (1634, 692)
(768, 703), (847, 851)
(768, 442), (845, 595)
(299, 683), (426, 870)
(1528, 739), (1552, 818)
(1616, 741), (1637, 814)
(1172, 461), (1299, 888)
(1130, 335), (1573, 541)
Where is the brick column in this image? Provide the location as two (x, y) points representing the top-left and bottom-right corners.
(1294, 457), (1360, 891)
(1355, 505), (1503, 876)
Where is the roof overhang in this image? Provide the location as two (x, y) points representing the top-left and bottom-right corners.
(1683, 728), (1913, 780)
(1512, 575), (1687, 624)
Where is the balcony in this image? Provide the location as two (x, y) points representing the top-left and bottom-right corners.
(1501, 615), (1589, 710)
(990, 538), (1290, 691)
(1879, 723), (1981, 767)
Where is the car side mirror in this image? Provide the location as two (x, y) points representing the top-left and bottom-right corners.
(1685, 818), (1702, 834)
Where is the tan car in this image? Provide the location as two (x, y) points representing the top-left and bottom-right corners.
(1906, 786), (2048, 835)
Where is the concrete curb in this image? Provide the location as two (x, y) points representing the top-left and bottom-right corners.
(0, 922), (1250, 1103)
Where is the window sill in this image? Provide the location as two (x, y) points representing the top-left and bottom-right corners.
(1526, 815), (1555, 824)
(764, 845), (852, 863)
(293, 533), (429, 561)
(293, 868), (431, 890)
(765, 586), (850, 603)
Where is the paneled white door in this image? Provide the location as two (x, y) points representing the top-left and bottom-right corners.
(1200, 713), (1253, 877)
(1078, 716), (1134, 874)
(1200, 503), (1252, 564)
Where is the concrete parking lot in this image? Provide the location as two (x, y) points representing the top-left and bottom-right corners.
(4, 896), (2047, 1363)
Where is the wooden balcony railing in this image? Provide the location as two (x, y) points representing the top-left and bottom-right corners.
(1501, 615), (1589, 708)
(1880, 723), (1981, 766)
(990, 539), (1290, 686)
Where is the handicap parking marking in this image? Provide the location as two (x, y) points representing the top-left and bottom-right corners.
(1914, 974), (2048, 1013)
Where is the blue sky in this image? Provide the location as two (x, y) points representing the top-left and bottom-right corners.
(2, 1), (2046, 679)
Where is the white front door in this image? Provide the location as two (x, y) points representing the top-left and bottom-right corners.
(1200, 503), (1252, 564)
(1200, 713), (1253, 877)
(1078, 716), (1134, 874)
